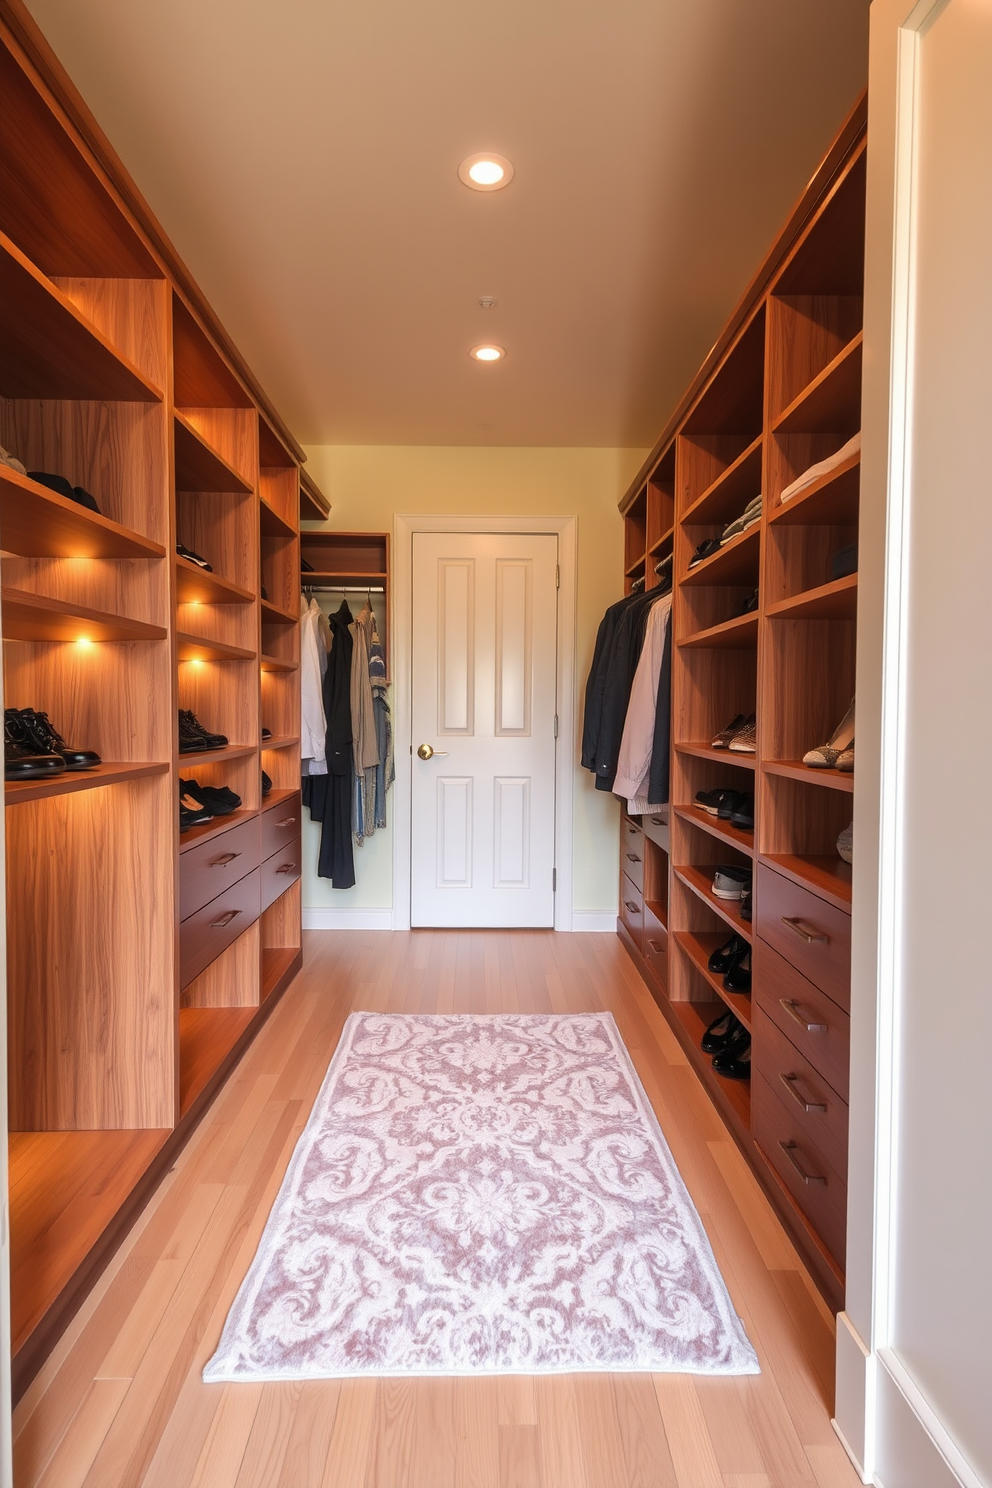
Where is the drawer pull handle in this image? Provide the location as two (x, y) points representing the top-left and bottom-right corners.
(211, 851), (241, 867)
(626, 853), (641, 864)
(651, 817), (665, 826)
(275, 862), (297, 874)
(782, 915), (829, 944)
(276, 816), (297, 827)
(210, 909), (242, 929)
(779, 1072), (827, 1113)
(647, 940), (666, 954)
(624, 901), (639, 915)
(779, 998), (827, 1033)
(778, 1139), (827, 1185)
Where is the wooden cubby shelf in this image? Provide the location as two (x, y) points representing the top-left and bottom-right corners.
(675, 742), (757, 769)
(772, 332), (863, 435)
(678, 612), (759, 650)
(262, 947), (299, 1001)
(260, 498), (295, 538)
(674, 804), (754, 856)
(668, 1000), (751, 1131)
(178, 808), (256, 851)
(649, 524), (674, 556)
(0, 468), (166, 560)
(674, 864), (754, 939)
(766, 573), (857, 621)
(302, 570), (389, 585)
(674, 930), (753, 1031)
(761, 852), (853, 910)
(261, 736), (298, 752)
(681, 526), (760, 588)
(261, 598), (298, 626)
(174, 557), (255, 606)
(769, 451), (860, 526)
(762, 759), (854, 792)
(179, 1007), (257, 1119)
(1, 588), (167, 644)
(174, 412), (253, 494)
(683, 435), (763, 526)
(260, 653), (297, 672)
(178, 743), (256, 767)
(176, 632), (255, 663)
(0, 231), (163, 404)
(5, 761), (169, 806)
(263, 787), (299, 812)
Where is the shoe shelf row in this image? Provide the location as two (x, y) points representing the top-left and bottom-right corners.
(615, 100), (866, 1310)
(0, 13), (327, 1399)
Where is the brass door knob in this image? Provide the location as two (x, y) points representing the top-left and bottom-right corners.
(417, 743), (448, 760)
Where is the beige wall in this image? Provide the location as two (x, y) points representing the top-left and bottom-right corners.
(300, 444), (648, 921)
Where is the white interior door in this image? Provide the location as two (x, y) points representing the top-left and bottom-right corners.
(410, 531), (558, 928)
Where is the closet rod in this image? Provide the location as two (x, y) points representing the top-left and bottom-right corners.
(304, 584), (386, 594)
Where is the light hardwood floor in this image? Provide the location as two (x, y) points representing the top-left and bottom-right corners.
(12, 931), (861, 1488)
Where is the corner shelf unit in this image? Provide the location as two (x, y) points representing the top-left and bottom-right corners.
(0, 13), (311, 1401)
(615, 96), (866, 1311)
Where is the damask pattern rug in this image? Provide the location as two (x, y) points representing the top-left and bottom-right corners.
(204, 1012), (759, 1381)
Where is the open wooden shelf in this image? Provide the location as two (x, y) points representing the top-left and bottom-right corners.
(674, 930), (753, 1031)
(260, 498), (296, 538)
(761, 852), (852, 911)
(682, 525), (761, 588)
(176, 631), (255, 663)
(303, 570), (389, 586)
(178, 1007), (256, 1119)
(770, 450), (860, 525)
(260, 653), (298, 673)
(683, 435), (763, 526)
(772, 333), (863, 435)
(178, 807), (256, 852)
(178, 743), (256, 767)
(762, 759), (854, 792)
(668, 999), (751, 1130)
(175, 556), (255, 606)
(678, 612), (759, 650)
(624, 555), (646, 578)
(261, 597), (298, 626)
(5, 760), (169, 806)
(674, 803), (754, 856)
(261, 736), (298, 752)
(0, 467), (166, 560)
(0, 231), (163, 403)
(648, 524), (675, 557)
(674, 864), (753, 940)
(1, 588), (167, 645)
(675, 742), (757, 770)
(8, 1129), (170, 1357)
(262, 786), (299, 813)
(300, 468), (331, 523)
(262, 946), (298, 1001)
(174, 412), (253, 494)
(766, 573), (857, 621)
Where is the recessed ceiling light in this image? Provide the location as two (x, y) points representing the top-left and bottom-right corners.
(458, 153), (514, 191)
(470, 344), (505, 362)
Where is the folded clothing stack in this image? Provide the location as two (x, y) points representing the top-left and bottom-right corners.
(720, 493), (762, 545)
(779, 431), (861, 504)
(179, 777), (242, 832)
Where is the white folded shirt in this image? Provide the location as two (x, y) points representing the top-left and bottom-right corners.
(779, 431), (861, 504)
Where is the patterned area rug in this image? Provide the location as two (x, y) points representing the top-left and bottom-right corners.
(204, 1013), (759, 1381)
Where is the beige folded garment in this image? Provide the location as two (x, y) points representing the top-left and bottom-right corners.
(779, 431), (861, 503)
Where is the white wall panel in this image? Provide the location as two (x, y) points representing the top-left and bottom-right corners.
(493, 777), (530, 888)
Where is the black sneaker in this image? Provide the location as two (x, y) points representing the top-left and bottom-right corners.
(178, 709), (228, 752)
(694, 788), (745, 818)
(729, 794), (754, 830)
(182, 778), (241, 816)
(179, 781), (214, 831)
(4, 711), (65, 779)
(739, 886), (753, 922)
(261, 769), (272, 797)
(16, 708), (100, 770)
(27, 471), (100, 512)
(177, 542), (212, 571)
(688, 538), (722, 569)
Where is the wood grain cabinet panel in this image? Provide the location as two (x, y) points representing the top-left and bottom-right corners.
(619, 871), (643, 949)
(261, 789), (302, 859)
(753, 937), (850, 1100)
(621, 828), (645, 892)
(179, 815), (261, 922)
(179, 869), (261, 989)
(753, 1005), (848, 1179)
(753, 1071), (847, 1267)
(261, 838), (302, 913)
(755, 861), (851, 1010)
(642, 904), (668, 988)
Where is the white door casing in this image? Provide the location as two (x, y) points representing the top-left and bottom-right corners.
(410, 531), (558, 928)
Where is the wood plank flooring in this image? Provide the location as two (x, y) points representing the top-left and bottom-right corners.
(12, 930), (861, 1487)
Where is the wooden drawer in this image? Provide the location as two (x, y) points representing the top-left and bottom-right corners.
(754, 1071), (847, 1267)
(621, 825), (645, 892)
(261, 837), (302, 912)
(619, 871), (643, 946)
(643, 903), (668, 987)
(180, 868), (261, 989)
(756, 862), (851, 1011)
(262, 791), (302, 860)
(642, 811), (669, 852)
(753, 1006), (848, 1180)
(179, 815), (261, 922)
(754, 938), (850, 1100)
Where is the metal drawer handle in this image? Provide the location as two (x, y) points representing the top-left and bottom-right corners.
(647, 940), (666, 954)
(779, 1072), (827, 1113)
(778, 1139), (827, 1185)
(276, 816), (297, 827)
(210, 909), (242, 929)
(626, 853), (642, 864)
(211, 851), (241, 867)
(624, 901), (639, 915)
(275, 862), (297, 874)
(650, 817), (665, 827)
(779, 998), (827, 1033)
(782, 916), (829, 944)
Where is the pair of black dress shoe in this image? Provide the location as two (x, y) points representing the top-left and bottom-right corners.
(178, 709), (229, 753)
(179, 777), (242, 832)
(4, 708), (101, 779)
(700, 1008), (751, 1079)
(707, 932), (751, 993)
(694, 788), (754, 831)
(27, 471), (100, 513)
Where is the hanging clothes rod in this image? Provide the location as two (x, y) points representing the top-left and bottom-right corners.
(304, 584), (386, 594)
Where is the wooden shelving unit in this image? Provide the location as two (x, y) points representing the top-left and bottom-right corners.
(300, 530), (391, 676)
(0, 13), (310, 1401)
(615, 98), (866, 1312)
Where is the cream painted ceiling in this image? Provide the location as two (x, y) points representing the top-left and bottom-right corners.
(26, 0), (868, 448)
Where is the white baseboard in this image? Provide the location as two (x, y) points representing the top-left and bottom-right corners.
(834, 1311), (872, 1482)
(873, 1349), (979, 1488)
(569, 912), (618, 933)
(302, 908), (394, 931)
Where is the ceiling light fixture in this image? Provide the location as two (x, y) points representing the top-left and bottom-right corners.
(470, 344), (505, 362)
(458, 153), (514, 192)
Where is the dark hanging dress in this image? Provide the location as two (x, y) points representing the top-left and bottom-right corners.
(302, 600), (356, 888)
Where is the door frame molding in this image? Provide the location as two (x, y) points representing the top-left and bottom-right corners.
(392, 513), (578, 932)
